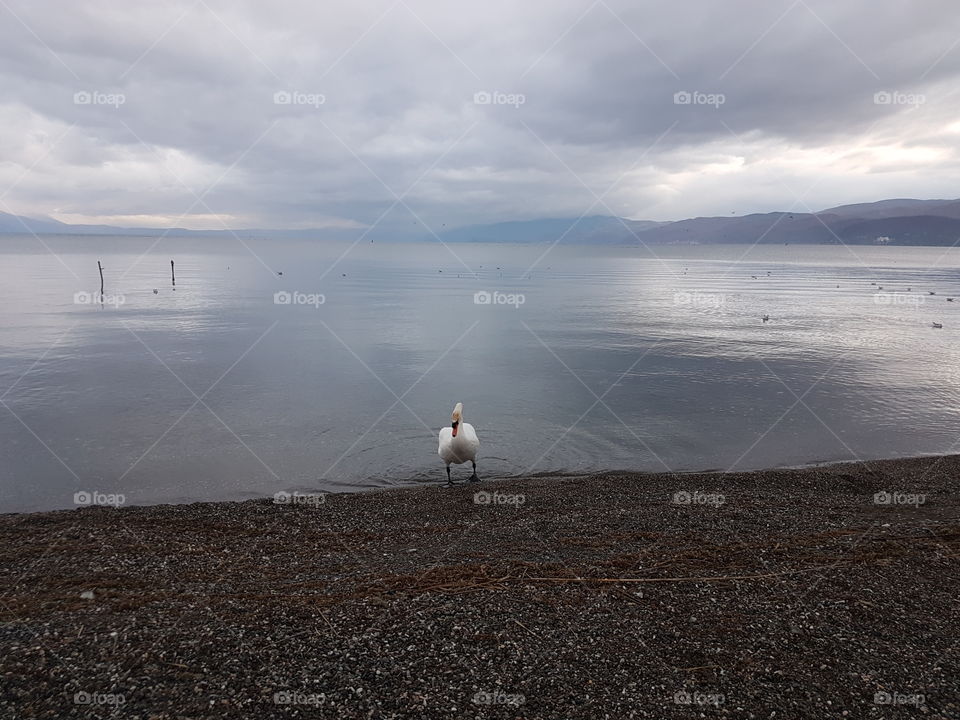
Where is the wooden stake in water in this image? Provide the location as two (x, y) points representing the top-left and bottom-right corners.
(98, 261), (104, 298)
(170, 260), (176, 288)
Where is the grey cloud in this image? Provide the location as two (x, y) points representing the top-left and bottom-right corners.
(1, 0), (959, 230)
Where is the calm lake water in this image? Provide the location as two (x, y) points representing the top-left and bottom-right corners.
(2, 235), (959, 512)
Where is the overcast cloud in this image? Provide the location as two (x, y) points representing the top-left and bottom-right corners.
(1, 0), (959, 232)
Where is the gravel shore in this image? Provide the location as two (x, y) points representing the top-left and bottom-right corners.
(2, 455), (959, 719)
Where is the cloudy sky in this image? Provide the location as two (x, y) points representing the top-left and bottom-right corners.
(1, 0), (959, 232)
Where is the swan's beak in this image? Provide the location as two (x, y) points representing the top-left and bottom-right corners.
(451, 421), (459, 437)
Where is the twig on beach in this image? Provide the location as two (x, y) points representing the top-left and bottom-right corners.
(418, 575), (511, 593)
(509, 618), (540, 638)
(317, 608), (337, 634)
(608, 587), (644, 605)
(522, 564), (842, 585)
(352, 556), (904, 602)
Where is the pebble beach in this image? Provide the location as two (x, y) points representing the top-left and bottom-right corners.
(2, 455), (958, 718)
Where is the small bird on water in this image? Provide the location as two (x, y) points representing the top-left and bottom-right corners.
(438, 402), (480, 487)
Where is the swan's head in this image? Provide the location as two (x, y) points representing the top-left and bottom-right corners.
(451, 402), (463, 437)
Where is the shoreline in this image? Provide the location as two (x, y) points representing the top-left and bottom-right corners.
(2, 454), (958, 718)
(5, 450), (954, 518)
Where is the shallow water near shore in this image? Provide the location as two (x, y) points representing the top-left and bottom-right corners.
(2, 236), (960, 512)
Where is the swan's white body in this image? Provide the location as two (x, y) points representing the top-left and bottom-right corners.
(438, 402), (480, 483)
(438, 422), (479, 465)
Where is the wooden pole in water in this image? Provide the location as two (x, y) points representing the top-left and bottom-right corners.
(170, 259), (176, 288)
(98, 261), (104, 297)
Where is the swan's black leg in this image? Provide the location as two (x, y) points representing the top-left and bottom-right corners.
(468, 461), (479, 482)
(444, 465), (454, 487)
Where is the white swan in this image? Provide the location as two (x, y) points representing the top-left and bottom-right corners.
(438, 402), (480, 486)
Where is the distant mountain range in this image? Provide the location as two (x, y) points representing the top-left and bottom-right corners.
(4, 198), (960, 245)
(436, 199), (960, 246)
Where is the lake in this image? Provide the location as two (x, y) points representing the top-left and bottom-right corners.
(2, 235), (959, 512)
